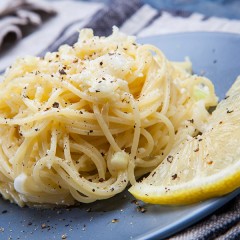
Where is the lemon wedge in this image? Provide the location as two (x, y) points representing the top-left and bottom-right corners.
(129, 77), (240, 205)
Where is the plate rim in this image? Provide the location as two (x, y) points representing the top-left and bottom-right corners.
(138, 31), (240, 40)
(136, 189), (240, 240)
(136, 31), (240, 239)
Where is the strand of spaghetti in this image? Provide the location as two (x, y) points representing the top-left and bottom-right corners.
(67, 135), (106, 178)
(0, 183), (25, 207)
(11, 138), (35, 175)
(128, 95), (141, 185)
(93, 104), (121, 152)
(137, 129), (154, 158)
(54, 162), (128, 198)
(139, 100), (162, 119)
(2, 127), (18, 159)
(4, 96), (21, 114)
(52, 160), (121, 198)
(61, 115), (132, 130)
(37, 75), (96, 102)
(51, 78), (106, 104)
(0, 147), (14, 179)
(130, 96), (141, 158)
(101, 103), (109, 126)
(69, 188), (94, 203)
(29, 131), (62, 193)
(48, 127), (58, 157)
(65, 100), (88, 110)
(138, 90), (162, 109)
(35, 86), (44, 102)
(67, 126), (130, 136)
(70, 134), (108, 148)
(106, 146), (115, 175)
(20, 120), (50, 137)
(110, 109), (134, 121)
(161, 73), (171, 114)
(153, 112), (175, 157)
(139, 45), (167, 94)
(0, 109), (94, 125)
(42, 88), (64, 109)
(0, 107), (134, 126)
(74, 154), (96, 172)
(22, 85), (59, 112)
(0, 76), (32, 90)
(39, 171), (71, 191)
(21, 97), (39, 113)
(23, 174), (68, 194)
(141, 44), (171, 115)
(32, 156), (77, 193)
(139, 63), (159, 96)
(22, 190), (72, 205)
(63, 134), (76, 169)
(127, 45), (152, 83)
(59, 109), (134, 125)
(39, 129), (50, 157)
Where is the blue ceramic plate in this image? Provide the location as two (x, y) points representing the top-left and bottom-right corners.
(0, 32), (240, 240)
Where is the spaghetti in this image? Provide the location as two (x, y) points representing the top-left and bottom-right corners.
(0, 27), (217, 206)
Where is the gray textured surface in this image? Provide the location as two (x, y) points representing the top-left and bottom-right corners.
(0, 32), (240, 240)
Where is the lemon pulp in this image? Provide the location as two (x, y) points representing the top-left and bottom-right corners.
(129, 77), (240, 205)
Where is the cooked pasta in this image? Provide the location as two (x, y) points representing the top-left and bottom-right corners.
(0, 27), (218, 206)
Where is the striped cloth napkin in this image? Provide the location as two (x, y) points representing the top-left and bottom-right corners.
(0, 0), (240, 239)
